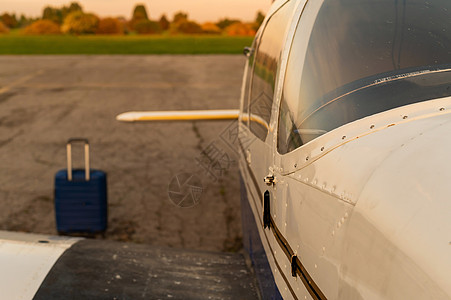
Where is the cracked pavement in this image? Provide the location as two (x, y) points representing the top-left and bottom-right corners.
(0, 55), (245, 252)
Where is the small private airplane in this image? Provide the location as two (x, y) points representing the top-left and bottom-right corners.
(1, 0), (451, 299)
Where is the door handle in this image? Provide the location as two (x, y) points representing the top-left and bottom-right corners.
(264, 175), (275, 186)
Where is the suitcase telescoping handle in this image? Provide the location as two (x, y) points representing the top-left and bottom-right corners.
(66, 138), (90, 181)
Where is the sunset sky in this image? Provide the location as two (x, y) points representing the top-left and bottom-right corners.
(2, 0), (273, 22)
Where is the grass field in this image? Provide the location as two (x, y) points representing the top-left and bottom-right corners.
(0, 34), (254, 55)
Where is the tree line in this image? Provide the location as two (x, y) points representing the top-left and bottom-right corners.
(0, 2), (265, 36)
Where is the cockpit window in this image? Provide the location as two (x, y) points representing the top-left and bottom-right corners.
(278, 0), (451, 154)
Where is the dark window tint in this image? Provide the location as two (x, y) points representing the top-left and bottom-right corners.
(278, 0), (451, 154)
(249, 0), (296, 141)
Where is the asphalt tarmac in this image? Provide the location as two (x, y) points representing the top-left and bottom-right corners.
(0, 55), (246, 252)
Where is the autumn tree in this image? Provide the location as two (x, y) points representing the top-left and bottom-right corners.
(132, 4), (149, 20)
(129, 4), (150, 31)
(216, 18), (240, 30)
(171, 20), (202, 34)
(62, 11), (99, 34)
(158, 14), (169, 31)
(0, 21), (9, 34)
(225, 22), (256, 36)
(24, 20), (61, 35)
(42, 6), (62, 24)
(42, 2), (82, 25)
(201, 22), (221, 35)
(17, 14), (33, 28)
(1, 13), (18, 28)
(62, 2), (83, 18)
(96, 17), (124, 35)
(169, 12), (202, 34)
(172, 12), (188, 24)
(134, 20), (161, 34)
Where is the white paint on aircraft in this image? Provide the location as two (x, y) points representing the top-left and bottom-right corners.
(0, 231), (81, 300)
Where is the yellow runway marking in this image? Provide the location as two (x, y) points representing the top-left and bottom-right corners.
(0, 71), (44, 95)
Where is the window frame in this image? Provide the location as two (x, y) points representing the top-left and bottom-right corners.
(246, 0), (298, 143)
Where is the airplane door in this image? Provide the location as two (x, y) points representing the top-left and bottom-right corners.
(241, 0), (299, 232)
(239, 1), (304, 298)
(240, 0), (298, 212)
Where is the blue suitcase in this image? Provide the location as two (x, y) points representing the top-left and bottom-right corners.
(54, 138), (107, 233)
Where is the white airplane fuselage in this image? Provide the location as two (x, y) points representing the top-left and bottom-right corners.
(238, 0), (451, 298)
(239, 97), (451, 299)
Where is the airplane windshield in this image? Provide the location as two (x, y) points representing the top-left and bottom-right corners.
(278, 0), (451, 154)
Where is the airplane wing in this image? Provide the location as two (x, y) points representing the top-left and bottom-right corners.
(0, 231), (259, 299)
